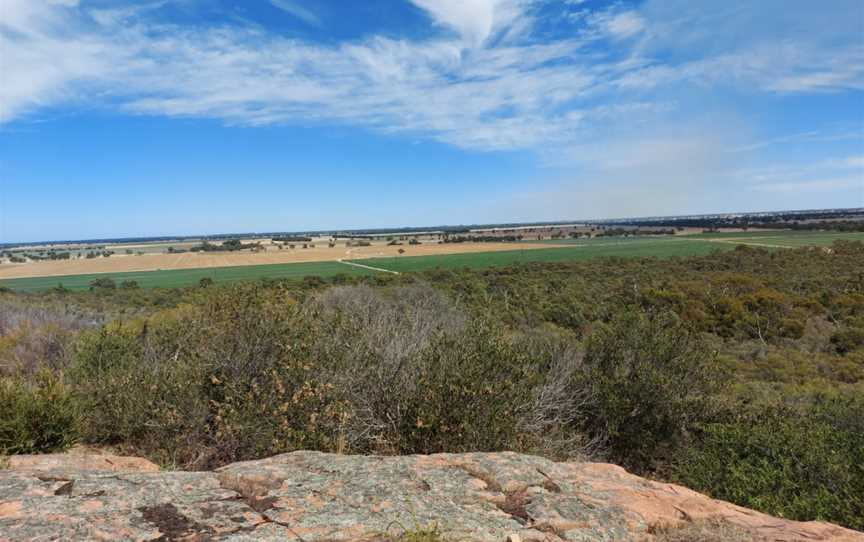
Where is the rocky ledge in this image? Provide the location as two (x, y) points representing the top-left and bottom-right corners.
(0, 451), (860, 542)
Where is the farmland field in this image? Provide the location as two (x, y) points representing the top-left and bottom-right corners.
(682, 231), (864, 247)
(349, 237), (730, 273)
(544, 230), (864, 246)
(0, 241), (548, 279)
(333, 230), (864, 273)
(1, 230), (860, 292)
(0, 261), (373, 292)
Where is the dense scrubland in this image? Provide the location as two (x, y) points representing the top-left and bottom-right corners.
(1, 241), (862, 530)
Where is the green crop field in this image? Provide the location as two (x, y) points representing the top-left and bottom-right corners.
(682, 230), (864, 246)
(0, 261), (372, 292)
(352, 231), (864, 273)
(2, 230), (861, 292)
(349, 238), (733, 273)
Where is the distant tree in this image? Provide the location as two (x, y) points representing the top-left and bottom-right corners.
(89, 278), (116, 290)
(199, 277), (214, 288)
(120, 280), (139, 290)
(272, 236), (312, 243)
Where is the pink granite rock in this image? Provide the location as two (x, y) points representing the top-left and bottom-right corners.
(0, 451), (860, 541)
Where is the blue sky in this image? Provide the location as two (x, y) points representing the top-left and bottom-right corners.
(1, 0), (863, 242)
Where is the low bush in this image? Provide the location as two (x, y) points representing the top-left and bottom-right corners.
(289, 284), (587, 457)
(0, 370), (77, 455)
(576, 311), (724, 471)
(830, 317), (864, 354)
(0, 298), (99, 376)
(68, 284), (597, 467)
(71, 285), (348, 469)
(674, 388), (864, 531)
(89, 278), (116, 290)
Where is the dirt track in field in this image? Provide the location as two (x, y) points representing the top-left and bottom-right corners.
(0, 242), (553, 280)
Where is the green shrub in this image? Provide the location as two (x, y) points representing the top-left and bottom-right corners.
(71, 285), (348, 469)
(577, 311), (724, 471)
(831, 317), (864, 354)
(0, 370), (77, 455)
(674, 392), (864, 530)
(89, 277), (116, 290)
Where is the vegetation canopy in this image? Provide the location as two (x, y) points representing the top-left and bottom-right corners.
(0, 240), (862, 530)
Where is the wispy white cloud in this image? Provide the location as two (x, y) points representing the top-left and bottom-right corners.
(597, 11), (645, 40)
(408, 0), (528, 46)
(729, 130), (864, 154)
(728, 152), (864, 199)
(269, 0), (320, 26)
(728, 131), (822, 153)
(0, 0), (118, 123)
(629, 0), (864, 94)
(827, 155), (864, 169)
(750, 177), (863, 193)
(0, 0), (861, 158)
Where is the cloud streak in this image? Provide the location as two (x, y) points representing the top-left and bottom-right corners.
(269, 0), (321, 26)
(0, 0), (861, 157)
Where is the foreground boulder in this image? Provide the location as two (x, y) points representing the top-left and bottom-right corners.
(0, 451), (860, 541)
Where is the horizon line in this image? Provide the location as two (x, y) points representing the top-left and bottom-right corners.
(2, 207), (861, 248)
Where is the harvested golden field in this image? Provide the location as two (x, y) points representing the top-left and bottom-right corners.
(0, 242), (553, 280)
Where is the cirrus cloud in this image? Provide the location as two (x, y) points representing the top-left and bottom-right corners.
(0, 0), (861, 158)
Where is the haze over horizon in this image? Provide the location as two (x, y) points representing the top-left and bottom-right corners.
(1, 0), (863, 243)
(3, 207), (863, 247)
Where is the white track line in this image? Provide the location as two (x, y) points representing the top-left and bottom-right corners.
(338, 259), (400, 275)
(674, 237), (790, 249)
